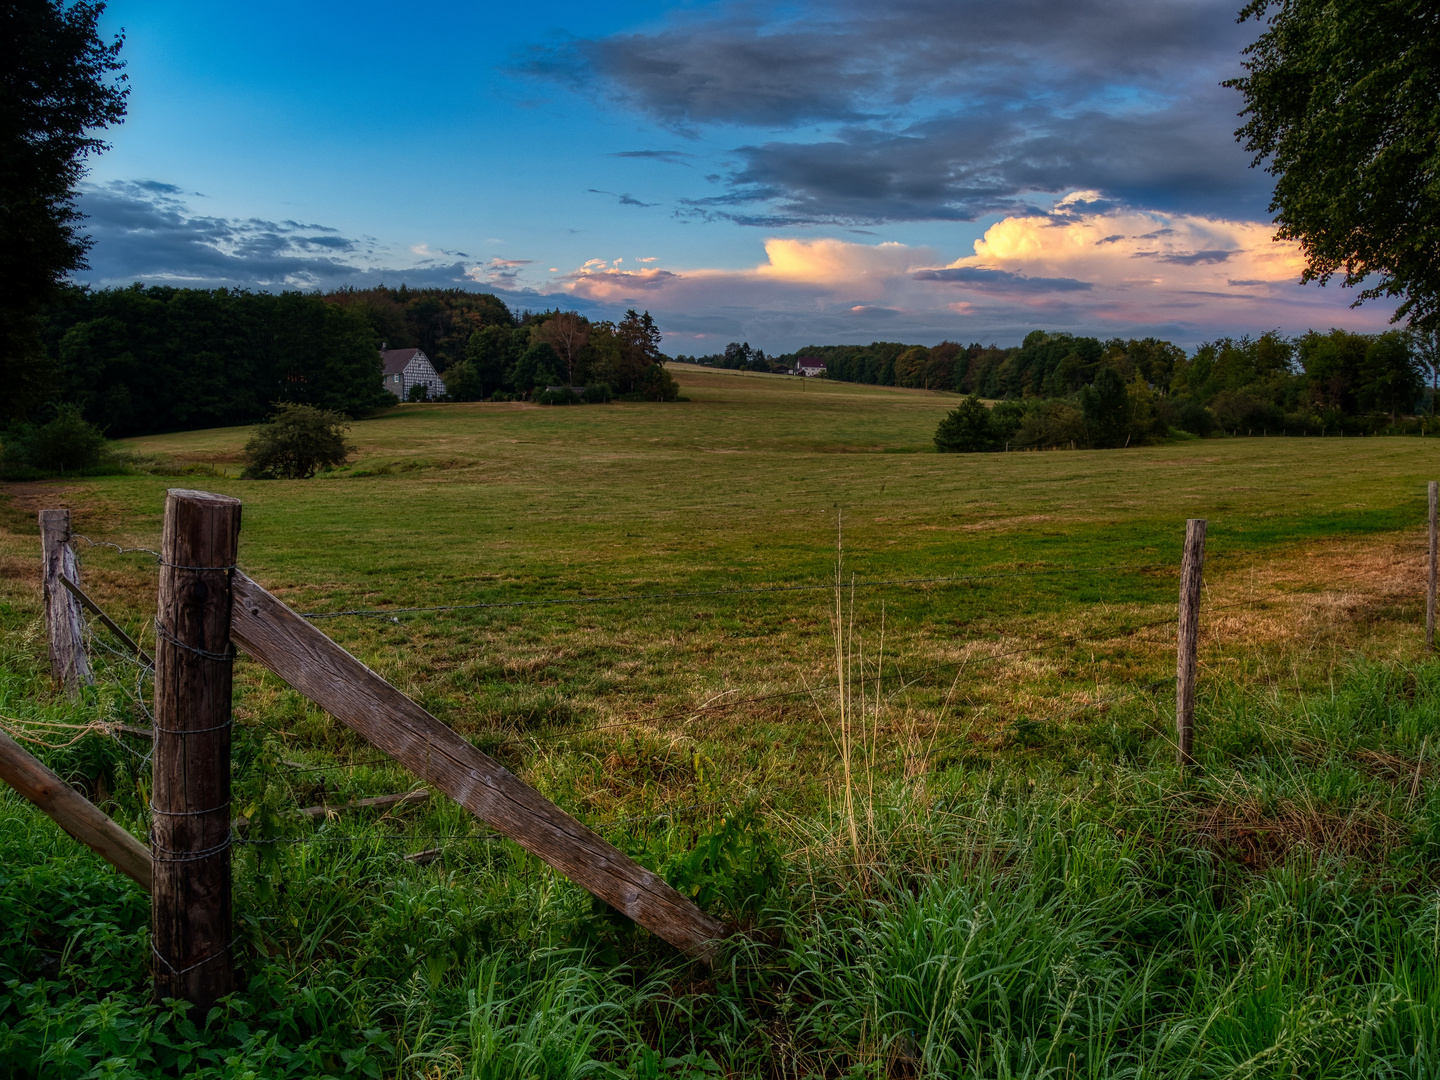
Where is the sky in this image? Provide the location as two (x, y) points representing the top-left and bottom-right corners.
(74, 0), (1399, 353)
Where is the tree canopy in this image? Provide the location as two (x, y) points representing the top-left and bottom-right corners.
(1227, 0), (1440, 331)
(2, 0), (127, 418)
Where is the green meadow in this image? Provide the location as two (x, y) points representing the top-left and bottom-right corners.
(4, 365), (1440, 1077)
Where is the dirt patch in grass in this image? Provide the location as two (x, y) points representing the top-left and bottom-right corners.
(1189, 795), (1403, 868)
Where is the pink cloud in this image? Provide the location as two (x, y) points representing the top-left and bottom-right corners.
(546, 201), (1398, 350)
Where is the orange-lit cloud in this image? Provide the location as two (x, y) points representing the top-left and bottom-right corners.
(548, 196), (1395, 347)
(755, 237), (938, 285)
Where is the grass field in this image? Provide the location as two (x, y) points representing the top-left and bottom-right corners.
(4, 366), (1440, 1077)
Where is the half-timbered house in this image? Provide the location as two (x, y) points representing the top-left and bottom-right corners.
(381, 347), (445, 400)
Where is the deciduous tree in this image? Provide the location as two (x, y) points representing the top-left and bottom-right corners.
(1228, 1), (1440, 330)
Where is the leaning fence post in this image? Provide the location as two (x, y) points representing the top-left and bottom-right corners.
(152, 490), (240, 1009)
(1428, 481), (1437, 652)
(1176, 518), (1206, 769)
(39, 509), (93, 697)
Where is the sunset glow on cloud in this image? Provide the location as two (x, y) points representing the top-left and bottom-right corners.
(542, 197), (1389, 349)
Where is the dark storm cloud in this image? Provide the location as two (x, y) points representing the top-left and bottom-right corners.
(523, 0), (1268, 223)
(913, 267), (1093, 292)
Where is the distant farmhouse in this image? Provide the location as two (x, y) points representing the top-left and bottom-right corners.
(795, 357), (827, 377)
(381, 347), (445, 400)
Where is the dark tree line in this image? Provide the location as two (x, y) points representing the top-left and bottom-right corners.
(34, 285), (396, 436)
(22, 284), (677, 438)
(932, 327), (1434, 453)
(759, 328), (1428, 435)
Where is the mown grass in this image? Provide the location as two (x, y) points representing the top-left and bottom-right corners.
(2, 367), (1440, 1076)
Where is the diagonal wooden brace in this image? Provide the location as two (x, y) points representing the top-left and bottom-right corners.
(228, 571), (726, 959)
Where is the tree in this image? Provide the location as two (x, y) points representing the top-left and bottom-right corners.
(1227, 2), (1440, 331)
(1080, 366), (1131, 447)
(1412, 328), (1440, 414)
(934, 396), (999, 453)
(241, 403), (353, 479)
(510, 342), (561, 394)
(612, 310), (664, 393)
(2, 0), (127, 419)
(533, 311), (589, 384)
(1357, 330), (1422, 420)
(264, 293), (394, 418)
(639, 362), (680, 401)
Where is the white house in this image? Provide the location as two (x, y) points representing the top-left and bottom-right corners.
(795, 357), (828, 377)
(381, 347), (445, 400)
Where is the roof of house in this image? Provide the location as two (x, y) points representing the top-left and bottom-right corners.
(381, 347), (426, 376)
(796, 357), (827, 369)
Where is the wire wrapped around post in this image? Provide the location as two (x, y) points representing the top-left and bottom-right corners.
(151, 489), (241, 1010)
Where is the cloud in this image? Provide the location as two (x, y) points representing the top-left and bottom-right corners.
(588, 188), (660, 207)
(70, 181), (588, 312)
(523, 0), (1269, 223)
(912, 267), (1093, 292)
(549, 199), (1398, 350)
(755, 237), (938, 285)
(1151, 249), (1235, 265)
(70, 179), (1398, 355)
(609, 150), (695, 166)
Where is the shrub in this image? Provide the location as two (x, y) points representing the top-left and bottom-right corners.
(1014, 401), (1085, 449)
(241, 403), (353, 479)
(1173, 395), (1216, 435)
(1210, 390), (1283, 434)
(934, 396), (1000, 452)
(639, 363), (680, 401)
(1, 404), (109, 475)
(582, 382), (613, 404)
(406, 383), (430, 402)
(536, 387), (582, 405)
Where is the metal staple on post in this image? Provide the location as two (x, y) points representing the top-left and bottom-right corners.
(39, 509), (93, 697)
(151, 489), (241, 1010)
(1176, 519), (1206, 770)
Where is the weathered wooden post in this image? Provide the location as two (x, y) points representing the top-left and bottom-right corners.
(39, 509), (93, 697)
(152, 490), (240, 1008)
(1428, 481), (1437, 652)
(1176, 519), (1206, 769)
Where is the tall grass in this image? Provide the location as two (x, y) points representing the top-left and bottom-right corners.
(7, 606), (1440, 1074)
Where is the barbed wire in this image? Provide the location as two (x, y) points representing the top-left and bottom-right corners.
(71, 535), (162, 562)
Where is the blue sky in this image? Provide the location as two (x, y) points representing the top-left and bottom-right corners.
(75, 0), (1399, 352)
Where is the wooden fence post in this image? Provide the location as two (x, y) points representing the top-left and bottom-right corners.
(1428, 481), (1437, 652)
(1176, 519), (1206, 770)
(39, 509), (93, 697)
(152, 490), (240, 1009)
